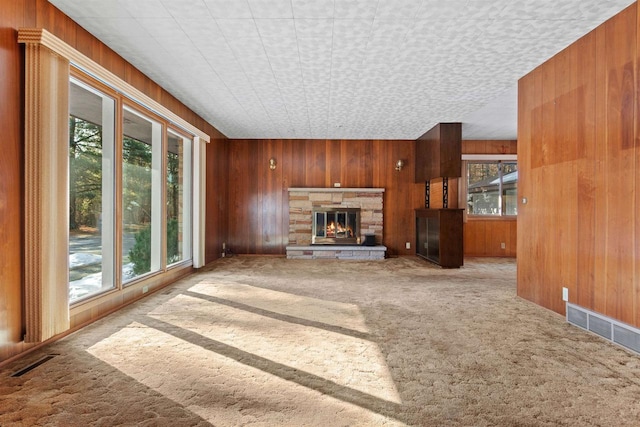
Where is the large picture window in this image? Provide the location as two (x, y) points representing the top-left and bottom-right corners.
(466, 161), (518, 216)
(68, 75), (196, 303)
(20, 28), (209, 341)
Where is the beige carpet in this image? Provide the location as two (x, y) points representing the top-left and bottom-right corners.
(2, 256), (640, 426)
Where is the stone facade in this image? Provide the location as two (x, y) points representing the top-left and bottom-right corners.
(287, 188), (384, 246)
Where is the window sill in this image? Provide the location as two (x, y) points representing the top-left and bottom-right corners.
(466, 215), (517, 222)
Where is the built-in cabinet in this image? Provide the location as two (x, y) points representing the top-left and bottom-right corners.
(415, 123), (462, 182)
(416, 208), (464, 268)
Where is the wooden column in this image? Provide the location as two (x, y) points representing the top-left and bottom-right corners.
(21, 39), (71, 342)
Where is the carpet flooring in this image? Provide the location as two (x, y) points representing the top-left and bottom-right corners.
(1, 256), (640, 426)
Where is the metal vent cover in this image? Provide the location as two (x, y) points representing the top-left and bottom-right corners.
(567, 303), (640, 355)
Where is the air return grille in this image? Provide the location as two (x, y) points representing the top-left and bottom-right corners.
(567, 303), (640, 355)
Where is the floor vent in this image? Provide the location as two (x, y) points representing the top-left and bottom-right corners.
(567, 303), (640, 355)
(11, 354), (58, 377)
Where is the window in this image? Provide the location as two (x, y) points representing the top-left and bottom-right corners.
(122, 107), (163, 282)
(20, 28), (209, 342)
(68, 75), (197, 303)
(466, 161), (518, 216)
(68, 78), (116, 303)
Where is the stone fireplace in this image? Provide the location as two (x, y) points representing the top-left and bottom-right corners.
(286, 188), (386, 260)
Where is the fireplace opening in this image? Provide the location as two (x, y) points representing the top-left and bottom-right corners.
(312, 208), (360, 245)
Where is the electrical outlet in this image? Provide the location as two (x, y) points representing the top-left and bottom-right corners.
(334, 182), (341, 187)
(405, 242), (411, 249)
(142, 285), (149, 294)
(501, 242), (506, 249)
(562, 287), (569, 302)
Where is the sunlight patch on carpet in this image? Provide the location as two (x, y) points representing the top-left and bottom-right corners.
(87, 322), (403, 426)
(189, 281), (370, 333)
(146, 292), (401, 404)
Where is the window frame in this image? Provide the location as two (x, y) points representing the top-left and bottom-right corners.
(19, 27), (210, 342)
(461, 154), (518, 220)
(166, 128), (194, 269)
(68, 74), (117, 304)
(66, 70), (201, 306)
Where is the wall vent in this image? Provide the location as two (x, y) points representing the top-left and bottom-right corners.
(566, 303), (640, 355)
(11, 354), (58, 377)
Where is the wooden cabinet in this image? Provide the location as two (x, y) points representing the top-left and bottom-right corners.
(415, 123), (462, 182)
(415, 208), (464, 268)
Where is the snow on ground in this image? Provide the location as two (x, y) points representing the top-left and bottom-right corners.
(69, 252), (102, 268)
(69, 252), (136, 301)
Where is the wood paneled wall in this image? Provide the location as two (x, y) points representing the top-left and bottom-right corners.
(462, 140), (517, 155)
(227, 139), (424, 256)
(227, 138), (519, 257)
(464, 219), (517, 257)
(518, 3), (638, 323)
(0, 0), (227, 364)
(205, 138), (229, 263)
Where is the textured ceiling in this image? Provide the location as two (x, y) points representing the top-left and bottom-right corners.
(49, 0), (633, 140)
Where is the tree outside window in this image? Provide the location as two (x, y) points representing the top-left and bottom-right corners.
(467, 161), (518, 216)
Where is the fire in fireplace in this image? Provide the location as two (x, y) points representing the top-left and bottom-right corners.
(312, 208), (360, 245)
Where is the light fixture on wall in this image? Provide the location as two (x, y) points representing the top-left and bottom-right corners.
(395, 159), (405, 171)
(269, 158), (277, 170)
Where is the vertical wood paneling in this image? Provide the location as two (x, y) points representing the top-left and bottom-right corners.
(603, 9), (636, 324)
(262, 140), (283, 253)
(461, 140), (517, 155)
(518, 65), (543, 305)
(464, 220), (517, 257)
(205, 137), (229, 263)
(576, 32), (597, 311)
(0, 0), (30, 362)
(518, 3), (639, 325)
(635, 2), (640, 327)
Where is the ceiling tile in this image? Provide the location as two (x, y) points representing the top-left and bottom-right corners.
(374, 0), (423, 20)
(216, 18), (261, 39)
(120, 0), (172, 18)
(160, 0), (212, 19)
(292, 0), (335, 19)
(333, 0), (378, 19)
(255, 19), (297, 39)
(204, 0), (253, 18)
(248, 0), (294, 18)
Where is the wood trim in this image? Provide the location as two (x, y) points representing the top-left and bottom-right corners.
(23, 43), (70, 342)
(18, 28), (211, 143)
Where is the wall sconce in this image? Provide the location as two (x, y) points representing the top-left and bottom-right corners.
(269, 158), (277, 170)
(395, 159), (405, 171)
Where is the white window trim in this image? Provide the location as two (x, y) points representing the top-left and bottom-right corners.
(461, 157), (518, 220)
